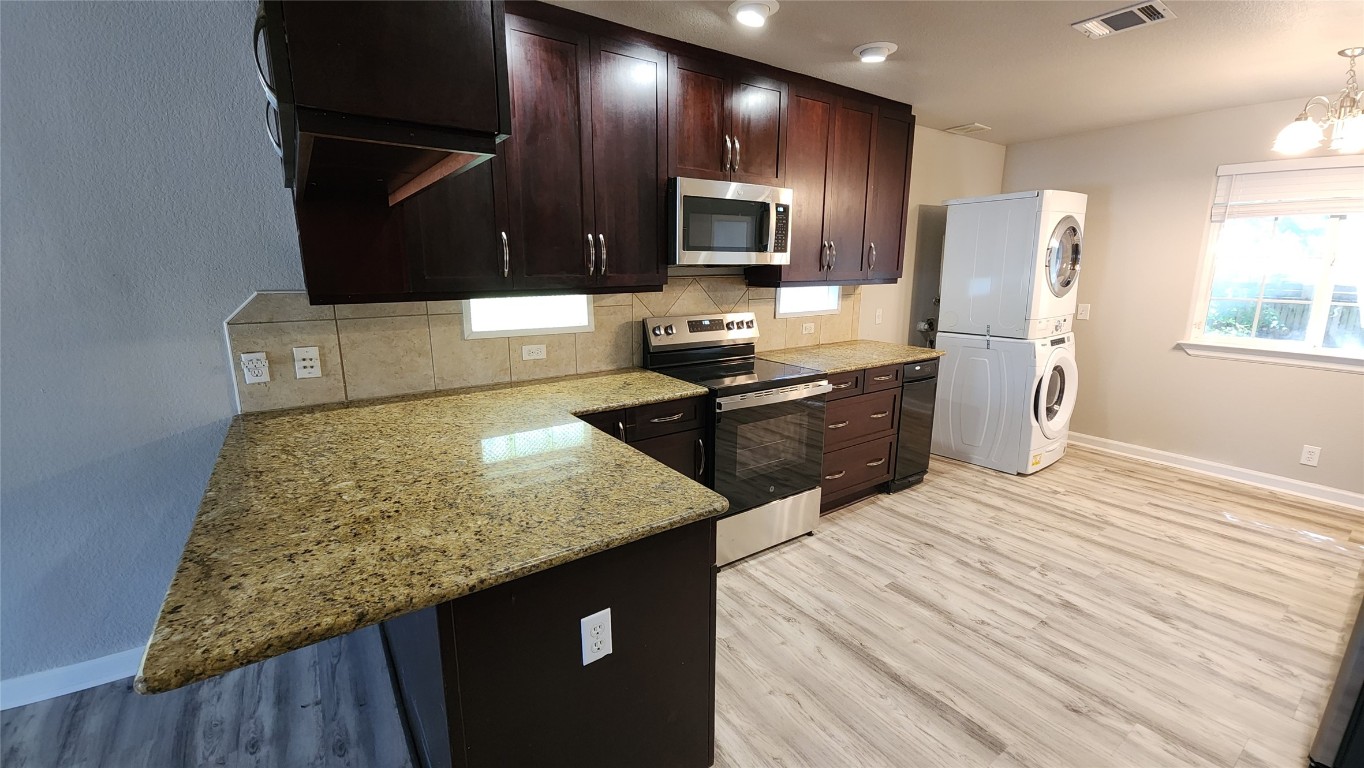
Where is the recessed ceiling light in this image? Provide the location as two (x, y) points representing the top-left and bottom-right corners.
(729, 0), (778, 28)
(853, 42), (898, 63)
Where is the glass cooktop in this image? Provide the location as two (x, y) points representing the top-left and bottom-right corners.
(659, 358), (826, 397)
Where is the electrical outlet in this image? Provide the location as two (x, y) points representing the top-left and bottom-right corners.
(580, 607), (612, 665)
(521, 344), (547, 361)
(1077, 304), (1091, 320)
(1301, 444), (1321, 467)
(240, 352), (270, 384)
(801, 322), (815, 335)
(875, 308), (884, 325)
(293, 346), (321, 379)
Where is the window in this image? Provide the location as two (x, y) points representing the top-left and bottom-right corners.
(463, 295), (594, 339)
(1185, 156), (1363, 366)
(775, 286), (840, 318)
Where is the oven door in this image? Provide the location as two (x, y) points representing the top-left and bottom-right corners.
(712, 388), (828, 515)
(673, 177), (791, 266)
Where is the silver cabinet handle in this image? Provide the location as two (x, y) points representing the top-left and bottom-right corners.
(872, 374), (895, 382)
(598, 234), (606, 276)
(828, 421), (850, 429)
(649, 412), (686, 423)
(265, 103), (283, 158)
(733, 136), (741, 172)
(831, 381), (854, 389)
(586, 233), (596, 275)
(724, 135), (732, 173)
(821, 241), (831, 270)
(866, 458), (886, 467)
(696, 437), (705, 479)
(824, 470), (846, 480)
(870, 411), (890, 419)
(868, 242), (877, 271)
(501, 231), (510, 278)
(253, 11), (277, 106)
(829, 241), (837, 271)
(617, 421), (625, 440)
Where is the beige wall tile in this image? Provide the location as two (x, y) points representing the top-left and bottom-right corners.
(750, 299), (785, 352)
(635, 279), (691, 317)
(747, 287), (776, 300)
(784, 316), (822, 347)
(227, 292), (334, 324)
(695, 276), (749, 312)
(426, 300), (463, 315)
(429, 315), (510, 390)
(508, 333), (576, 382)
(667, 281), (722, 316)
(576, 306), (635, 374)
(338, 316), (434, 399)
(632, 296), (653, 322)
(226, 320), (345, 413)
(593, 293), (633, 307)
(820, 304), (855, 343)
(334, 301), (427, 320)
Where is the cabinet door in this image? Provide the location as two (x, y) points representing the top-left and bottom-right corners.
(780, 88), (836, 283)
(504, 17), (596, 290)
(296, 197), (407, 303)
(631, 429), (705, 483)
(669, 55), (731, 182)
(729, 74), (785, 186)
(823, 97), (876, 281)
(864, 111), (914, 281)
(591, 38), (667, 290)
(404, 157), (512, 295)
(579, 409), (627, 439)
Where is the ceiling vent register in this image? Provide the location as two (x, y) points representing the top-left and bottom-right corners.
(1071, 1), (1176, 39)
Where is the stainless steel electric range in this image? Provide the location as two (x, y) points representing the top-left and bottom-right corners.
(642, 311), (831, 566)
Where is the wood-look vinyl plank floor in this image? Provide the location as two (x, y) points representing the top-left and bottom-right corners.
(3, 446), (1360, 767)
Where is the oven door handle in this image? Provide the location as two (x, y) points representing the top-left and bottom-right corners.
(714, 380), (832, 411)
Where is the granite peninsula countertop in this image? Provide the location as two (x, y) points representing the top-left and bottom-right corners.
(759, 339), (944, 375)
(137, 370), (727, 694)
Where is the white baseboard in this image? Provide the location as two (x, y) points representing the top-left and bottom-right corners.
(0, 646), (143, 710)
(1068, 432), (1364, 512)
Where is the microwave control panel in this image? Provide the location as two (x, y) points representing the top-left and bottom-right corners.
(772, 204), (790, 253)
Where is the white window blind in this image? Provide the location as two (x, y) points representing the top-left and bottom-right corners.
(1211, 157), (1364, 221)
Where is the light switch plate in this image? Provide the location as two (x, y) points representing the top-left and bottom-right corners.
(293, 346), (322, 379)
(240, 352), (270, 384)
(1077, 304), (1091, 320)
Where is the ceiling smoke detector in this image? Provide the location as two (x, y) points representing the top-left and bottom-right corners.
(945, 123), (992, 136)
(1072, 1), (1176, 39)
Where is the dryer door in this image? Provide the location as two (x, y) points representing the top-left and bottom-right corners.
(1035, 346), (1078, 439)
(1045, 216), (1082, 298)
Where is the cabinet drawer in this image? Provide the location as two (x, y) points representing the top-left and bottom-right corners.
(825, 370), (863, 401)
(628, 396), (705, 441)
(824, 388), (900, 450)
(864, 364), (903, 392)
(821, 436), (895, 495)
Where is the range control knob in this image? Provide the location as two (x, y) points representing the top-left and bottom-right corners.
(725, 321), (736, 330)
(664, 324), (676, 336)
(745, 319), (755, 328)
(651, 325), (663, 337)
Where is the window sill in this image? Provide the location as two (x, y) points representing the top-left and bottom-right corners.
(1176, 340), (1364, 374)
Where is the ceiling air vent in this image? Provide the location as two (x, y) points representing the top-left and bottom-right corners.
(1071, 1), (1175, 39)
(945, 123), (992, 136)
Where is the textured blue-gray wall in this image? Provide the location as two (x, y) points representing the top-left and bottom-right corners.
(1, 2), (305, 678)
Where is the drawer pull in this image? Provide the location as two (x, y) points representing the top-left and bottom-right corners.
(617, 421), (625, 440)
(649, 412), (686, 423)
(866, 458), (886, 468)
(870, 411), (890, 419)
(824, 470), (846, 480)
(828, 421), (850, 429)
(831, 381), (855, 389)
(872, 374), (895, 382)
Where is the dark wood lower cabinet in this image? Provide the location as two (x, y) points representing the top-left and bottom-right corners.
(632, 429), (705, 482)
(578, 397), (707, 482)
(818, 367), (901, 514)
(383, 519), (717, 768)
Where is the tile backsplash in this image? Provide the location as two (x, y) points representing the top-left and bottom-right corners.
(224, 277), (861, 414)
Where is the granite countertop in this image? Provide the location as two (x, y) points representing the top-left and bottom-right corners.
(759, 339), (944, 375)
(136, 370), (727, 694)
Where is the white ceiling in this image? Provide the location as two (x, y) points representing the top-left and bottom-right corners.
(547, 0), (1364, 145)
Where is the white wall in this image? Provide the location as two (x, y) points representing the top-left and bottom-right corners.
(1, 2), (305, 678)
(858, 127), (1005, 343)
(1003, 99), (1364, 494)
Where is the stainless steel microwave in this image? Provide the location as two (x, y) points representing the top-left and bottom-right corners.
(671, 177), (793, 266)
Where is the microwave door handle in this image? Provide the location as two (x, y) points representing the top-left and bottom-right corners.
(757, 204), (771, 252)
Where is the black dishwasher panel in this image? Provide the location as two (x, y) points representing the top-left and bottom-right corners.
(889, 360), (938, 491)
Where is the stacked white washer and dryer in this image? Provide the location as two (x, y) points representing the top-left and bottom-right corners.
(931, 190), (1086, 475)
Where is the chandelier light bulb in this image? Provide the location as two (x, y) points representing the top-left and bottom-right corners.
(1274, 45), (1363, 154)
(1273, 114), (1325, 154)
(1330, 113), (1364, 153)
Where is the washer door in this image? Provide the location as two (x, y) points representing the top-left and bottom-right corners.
(1035, 347), (1078, 440)
(1045, 216), (1082, 298)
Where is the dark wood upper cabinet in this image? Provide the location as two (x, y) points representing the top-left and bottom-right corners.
(865, 110), (916, 282)
(669, 56), (786, 186)
(774, 88), (835, 283)
(405, 157), (513, 295)
(824, 97), (876, 281)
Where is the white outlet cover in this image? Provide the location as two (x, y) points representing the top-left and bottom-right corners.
(240, 352), (270, 384)
(521, 344), (547, 361)
(293, 346), (322, 379)
(875, 308), (883, 324)
(580, 607), (613, 665)
(1301, 445), (1321, 467)
(802, 322), (815, 335)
